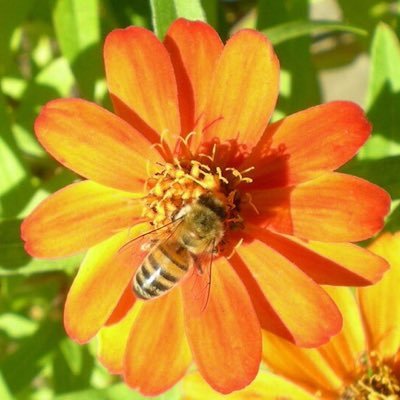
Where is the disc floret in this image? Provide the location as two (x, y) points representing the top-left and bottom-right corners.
(341, 352), (400, 399)
(143, 158), (254, 229)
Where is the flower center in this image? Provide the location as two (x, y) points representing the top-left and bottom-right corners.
(142, 157), (254, 230)
(340, 353), (400, 399)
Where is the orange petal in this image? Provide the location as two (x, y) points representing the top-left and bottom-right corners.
(35, 98), (162, 192)
(182, 257), (261, 394)
(98, 302), (142, 374)
(304, 240), (388, 285)
(164, 19), (223, 136)
(358, 233), (400, 359)
(182, 371), (317, 400)
(200, 29), (279, 157)
(124, 290), (191, 396)
(242, 102), (371, 188)
(104, 26), (180, 146)
(247, 172), (390, 242)
(21, 180), (144, 258)
(248, 228), (389, 286)
(262, 287), (366, 396)
(64, 225), (148, 343)
(235, 238), (342, 347)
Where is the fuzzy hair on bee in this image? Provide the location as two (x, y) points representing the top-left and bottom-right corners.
(132, 194), (226, 301)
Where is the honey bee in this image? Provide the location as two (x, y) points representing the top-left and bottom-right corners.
(133, 194), (226, 301)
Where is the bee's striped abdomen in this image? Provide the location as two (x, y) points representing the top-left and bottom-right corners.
(133, 243), (190, 300)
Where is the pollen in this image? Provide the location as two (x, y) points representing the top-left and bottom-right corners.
(340, 352), (400, 399)
(142, 158), (254, 228)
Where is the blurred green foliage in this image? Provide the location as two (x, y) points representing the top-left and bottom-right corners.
(1, 0), (400, 398)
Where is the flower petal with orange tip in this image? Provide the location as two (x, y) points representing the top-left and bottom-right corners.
(98, 302), (142, 374)
(200, 29), (279, 155)
(248, 228), (389, 286)
(21, 180), (144, 258)
(104, 26), (180, 145)
(35, 99), (163, 192)
(182, 256), (261, 394)
(64, 225), (148, 344)
(164, 19), (223, 136)
(358, 232), (400, 359)
(124, 290), (191, 396)
(242, 101), (371, 189)
(247, 172), (390, 242)
(235, 238), (342, 347)
(182, 371), (317, 400)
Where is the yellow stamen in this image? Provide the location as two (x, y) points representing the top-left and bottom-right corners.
(142, 158), (254, 229)
(216, 167), (229, 184)
(341, 352), (400, 399)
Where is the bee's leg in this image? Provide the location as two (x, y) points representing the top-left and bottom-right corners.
(193, 255), (204, 275)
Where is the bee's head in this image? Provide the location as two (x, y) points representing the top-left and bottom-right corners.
(197, 194), (227, 220)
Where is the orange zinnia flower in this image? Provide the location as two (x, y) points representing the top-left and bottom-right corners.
(21, 19), (390, 395)
(260, 232), (400, 399)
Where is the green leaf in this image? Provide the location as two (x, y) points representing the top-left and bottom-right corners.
(173, 0), (206, 21)
(0, 320), (64, 393)
(104, 0), (151, 28)
(257, 1), (320, 116)
(150, 0), (205, 39)
(0, 0), (33, 74)
(201, 0), (217, 27)
(359, 23), (400, 159)
(0, 372), (13, 400)
(13, 57), (75, 158)
(0, 92), (32, 218)
(52, 0), (102, 99)
(53, 384), (135, 400)
(337, 0), (396, 37)
(53, 382), (182, 400)
(1, 76), (27, 101)
(385, 201), (400, 232)
(263, 20), (367, 46)
(52, 339), (94, 394)
(0, 219), (82, 277)
(0, 313), (37, 339)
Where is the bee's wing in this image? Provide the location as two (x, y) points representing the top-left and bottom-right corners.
(118, 218), (184, 257)
(184, 238), (216, 316)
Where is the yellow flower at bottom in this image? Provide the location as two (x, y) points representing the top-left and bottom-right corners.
(182, 233), (400, 400)
(261, 232), (400, 399)
(182, 371), (315, 400)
